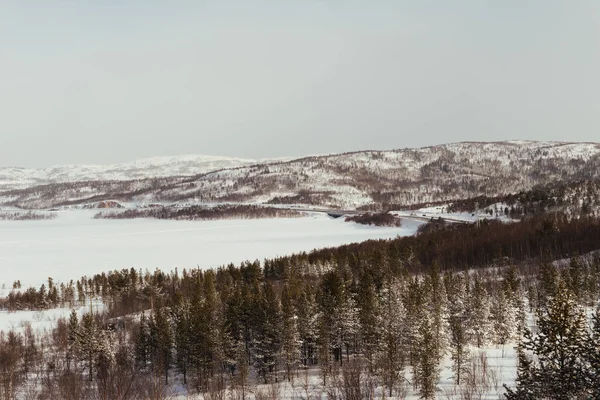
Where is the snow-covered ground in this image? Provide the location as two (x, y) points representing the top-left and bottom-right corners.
(166, 345), (518, 399)
(0, 154), (278, 191)
(0, 210), (421, 290)
(0, 301), (104, 335)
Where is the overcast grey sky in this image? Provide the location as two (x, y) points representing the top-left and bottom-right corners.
(1, 1), (599, 167)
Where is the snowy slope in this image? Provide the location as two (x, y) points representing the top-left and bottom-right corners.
(148, 140), (600, 208)
(0, 155), (268, 191)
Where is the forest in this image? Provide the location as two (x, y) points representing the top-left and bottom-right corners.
(1, 209), (600, 399)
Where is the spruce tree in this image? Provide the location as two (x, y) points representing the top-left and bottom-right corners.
(296, 286), (318, 367)
(135, 311), (151, 370)
(505, 282), (589, 399)
(281, 283), (301, 382)
(67, 309), (79, 372)
(446, 274), (470, 385)
(490, 288), (517, 355)
(172, 294), (192, 385)
(467, 275), (492, 348)
(75, 313), (112, 381)
(504, 342), (539, 400)
(149, 307), (173, 385)
(414, 314), (440, 400)
(252, 282), (282, 383)
(582, 305), (600, 395)
(357, 273), (380, 372)
(378, 278), (407, 397)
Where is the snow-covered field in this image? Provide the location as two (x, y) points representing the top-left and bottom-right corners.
(0, 210), (421, 290)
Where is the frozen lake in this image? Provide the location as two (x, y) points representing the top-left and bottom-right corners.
(0, 210), (422, 288)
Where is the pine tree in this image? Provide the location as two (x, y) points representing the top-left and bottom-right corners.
(317, 270), (345, 383)
(149, 307), (173, 385)
(424, 263), (448, 361)
(22, 324), (38, 375)
(466, 275), (492, 348)
(504, 342), (538, 400)
(583, 306), (600, 395)
(505, 282), (589, 399)
(378, 278), (407, 397)
(537, 262), (559, 308)
(296, 285), (318, 367)
(172, 294), (192, 385)
(446, 274), (470, 385)
(357, 273), (381, 373)
(67, 309), (79, 372)
(414, 314), (440, 400)
(135, 311), (151, 370)
(490, 288), (517, 355)
(252, 282), (282, 383)
(405, 276), (425, 386)
(74, 313), (112, 381)
(280, 283), (301, 382)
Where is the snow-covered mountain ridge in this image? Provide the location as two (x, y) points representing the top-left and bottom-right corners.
(2, 141), (600, 210)
(0, 155), (268, 191)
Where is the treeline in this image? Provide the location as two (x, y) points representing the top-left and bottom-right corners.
(0, 278), (78, 311)
(0, 211), (56, 220)
(94, 205), (303, 221)
(303, 215), (600, 275)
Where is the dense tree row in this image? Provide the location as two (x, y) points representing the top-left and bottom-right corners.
(94, 205), (303, 221)
(0, 211), (55, 221)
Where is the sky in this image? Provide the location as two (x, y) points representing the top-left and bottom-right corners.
(1, 1), (599, 168)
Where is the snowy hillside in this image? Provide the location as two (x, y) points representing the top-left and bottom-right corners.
(0, 155), (265, 191)
(1, 141), (600, 209)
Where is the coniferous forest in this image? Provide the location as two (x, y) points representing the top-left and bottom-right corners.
(1, 210), (600, 399)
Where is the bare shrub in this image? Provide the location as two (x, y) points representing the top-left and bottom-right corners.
(255, 382), (281, 400)
(460, 352), (493, 400)
(325, 359), (376, 400)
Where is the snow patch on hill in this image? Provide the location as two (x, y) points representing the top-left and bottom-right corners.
(0, 155), (278, 191)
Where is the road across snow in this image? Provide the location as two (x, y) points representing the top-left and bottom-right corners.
(0, 210), (422, 289)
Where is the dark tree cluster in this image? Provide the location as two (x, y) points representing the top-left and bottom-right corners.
(0, 211), (56, 220)
(93, 205), (303, 221)
(345, 212), (402, 227)
(447, 179), (600, 218)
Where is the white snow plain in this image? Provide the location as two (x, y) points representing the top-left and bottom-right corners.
(0, 210), (422, 290)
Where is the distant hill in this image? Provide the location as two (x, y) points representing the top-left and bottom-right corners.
(0, 155), (264, 191)
(1, 141), (599, 210)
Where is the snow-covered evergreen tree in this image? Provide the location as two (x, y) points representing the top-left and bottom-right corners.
(414, 314), (440, 400)
(281, 283), (301, 382)
(74, 312), (113, 381)
(466, 275), (492, 348)
(252, 281), (282, 383)
(505, 282), (589, 399)
(446, 273), (470, 385)
(490, 288), (517, 354)
(378, 278), (408, 397)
